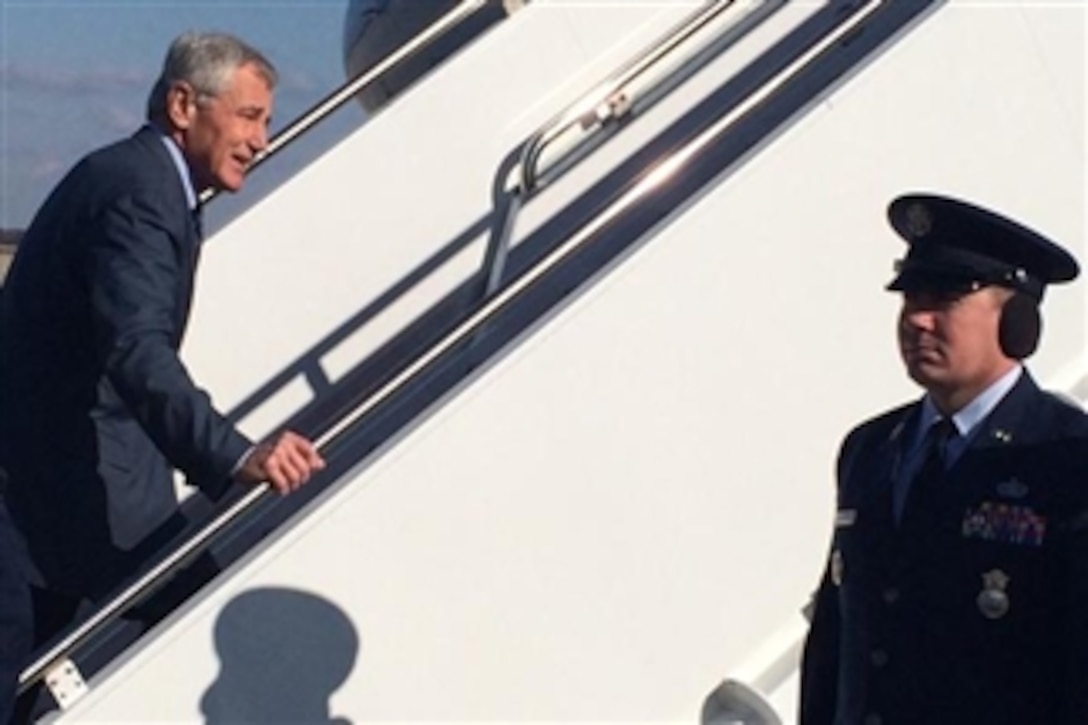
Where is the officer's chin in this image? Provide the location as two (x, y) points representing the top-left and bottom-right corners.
(903, 359), (946, 390)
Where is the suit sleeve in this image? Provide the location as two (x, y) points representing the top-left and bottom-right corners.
(799, 426), (867, 725)
(87, 191), (251, 498)
(800, 553), (840, 725)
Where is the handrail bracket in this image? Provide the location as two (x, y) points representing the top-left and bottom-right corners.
(44, 658), (89, 711)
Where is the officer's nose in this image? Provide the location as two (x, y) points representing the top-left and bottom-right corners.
(903, 306), (936, 332)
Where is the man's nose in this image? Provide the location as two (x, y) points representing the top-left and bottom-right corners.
(902, 306), (936, 331)
(250, 124), (269, 153)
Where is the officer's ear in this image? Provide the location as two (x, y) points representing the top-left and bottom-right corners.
(165, 81), (200, 131)
(998, 292), (1041, 360)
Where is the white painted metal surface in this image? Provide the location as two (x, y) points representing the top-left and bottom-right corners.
(182, 0), (697, 441)
(54, 1), (1085, 721)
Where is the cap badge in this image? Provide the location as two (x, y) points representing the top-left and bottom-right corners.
(977, 569), (1010, 619)
(904, 202), (933, 238)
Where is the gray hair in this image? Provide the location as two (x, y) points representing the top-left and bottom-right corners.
(146, 31), (278, 122)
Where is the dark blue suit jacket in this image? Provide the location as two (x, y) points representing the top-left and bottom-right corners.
(0, 495), (31, 723)
(0, 126), (251, 599)
(800, 372), (1088, 724)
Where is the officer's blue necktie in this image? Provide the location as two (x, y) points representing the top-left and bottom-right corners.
(903, 417), (957, 526)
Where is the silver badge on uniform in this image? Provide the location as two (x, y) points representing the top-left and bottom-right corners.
(977, 569), (1011, 619)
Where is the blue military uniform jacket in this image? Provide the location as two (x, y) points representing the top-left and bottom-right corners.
(0, 126), (251, 599)
(800, 372), (1088, 724)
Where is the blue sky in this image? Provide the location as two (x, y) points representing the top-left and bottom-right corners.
(1, 1), (363, 233)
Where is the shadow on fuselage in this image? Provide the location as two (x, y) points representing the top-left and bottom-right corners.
(200, 587), (359, 724)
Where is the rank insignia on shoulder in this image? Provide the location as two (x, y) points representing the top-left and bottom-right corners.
(962, 502), (1046, 547)
(835, 509), (857, 528)
(995, 477), (1029, 499)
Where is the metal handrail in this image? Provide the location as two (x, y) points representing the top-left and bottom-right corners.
(19, 0), (901, 699)
(517, 0), (738, 195)
(198, 0), (491, 206)
(18, 0), (503, 692)
(28, 47), (756, 680)
(482, 0), (779, 295)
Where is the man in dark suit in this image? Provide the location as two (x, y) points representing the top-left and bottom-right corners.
(800, 193), (1088, 724)
(0, 31), (326, 672)
(0, 485), (31, 724)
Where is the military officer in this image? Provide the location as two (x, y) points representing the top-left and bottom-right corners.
(799, 193), (1088, 724)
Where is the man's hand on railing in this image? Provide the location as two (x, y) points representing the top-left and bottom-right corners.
(235, 430), (326, 494)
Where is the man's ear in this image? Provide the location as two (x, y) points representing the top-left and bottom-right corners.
(165, 81), (198, 131)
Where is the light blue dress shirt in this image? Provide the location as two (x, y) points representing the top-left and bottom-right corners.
(153, 124), (253, 473)
(152, 124), (198, 212)
(893, 365), (1023, 518)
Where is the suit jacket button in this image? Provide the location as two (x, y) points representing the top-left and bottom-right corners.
(882, 587), (900, 604)
(864, 714), (883, 725)
(870, 649), (889, 667)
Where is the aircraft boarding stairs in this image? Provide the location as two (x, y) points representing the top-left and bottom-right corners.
(16, 1), (1086, 721)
